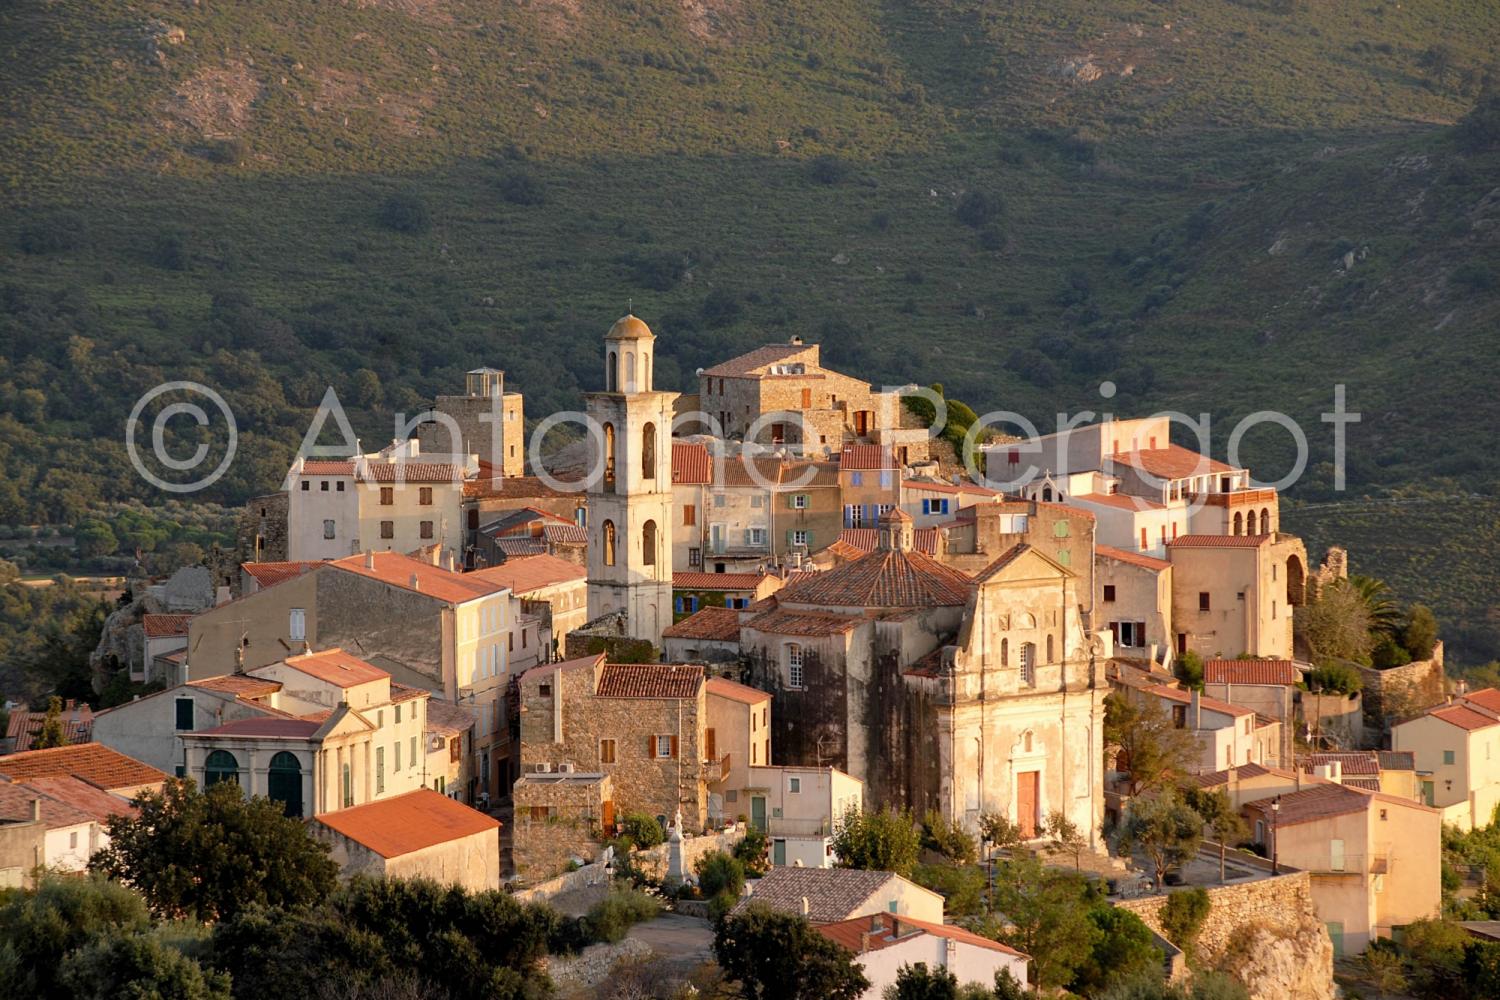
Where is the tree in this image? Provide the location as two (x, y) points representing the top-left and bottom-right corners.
(885, 962), (959, 1000)
(59, 929), (231, 1000)
(1404, 605), (1439, 660)
(1183, 787), (1249, 884)
(1072, 905), (1162, 996)
(1174, 650), (1204, 691)
(1295, 580), (1374, 666)
(1104, 689), (1199, 795)
(922, 809), (979, 865)
(0, 876), (152, 997)
(379, 191), (431, 233)
(32, 693), (69, 749)
(90, 778), (338, 921)
(978, 812), (1024, 853)
(696, 850), (746, 902)
(620, 811), (665, 849)
(1158, 888), (1212, 962)
(833, 807), (922, 877)
(1347, 575), (1404, 638)
(992, 968), (1026, 1000)
(734, 824), (770, 876)
(976, 853), (1100, 991)
(1044, 810), (1089, 870)
(713, 903), (870, 1000)
(1116, 791), (1204, 889)
(74, 519), (118, 559)
(1363, 944), (1409, 998)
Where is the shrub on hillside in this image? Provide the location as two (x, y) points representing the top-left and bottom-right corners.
(499, 171), (546, 205)
(19, 211), (88, 255)
(620, 812), (666, 849)
(584, 888), (659, 943)
(807, 155), (849, 185)
(379, 192), (430, 233)
(1307, 662), (1363, 694)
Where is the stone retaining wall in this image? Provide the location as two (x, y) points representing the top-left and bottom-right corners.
(1113, 870), (1314, 960)
(1359, 641), (1445, 728)
(512, 860), (612, 905)
(634, 825), (746, 883)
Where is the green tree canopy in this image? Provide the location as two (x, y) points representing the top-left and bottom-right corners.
(59, 929), (230, 1000)
(1104, 689), (1199, 795)
(1071, 905), (1163, 997)
(832, 807), (923, 877)
(972, 853), (1100, 992)
(0, 875), (152, 997)
(714, 903), (870, 1000)
(1116, 791), (1204, 889)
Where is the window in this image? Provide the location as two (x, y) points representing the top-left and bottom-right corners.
(420, 520), (434, 539)
(643, 520), (658, 565)
(727, 597), (749, 609)
(880, 470), (893, 489)
(1001, 638), (1009, 667)
(921, 498), (950, 515)
(1444, 750), (1456, 765)
(380, 487), (394, 505)
(789, 777), (801, 793)
(396, 704), (402, 724)
(289, 608), (306, 641)
(600, 739), (617, 764)
(337, 481), (345, 492)
(750, 494), (765, 508)
(301, 481), (310, 491)
(787, 644), (804, 688)
(411, 735), (417, 766)
(603, 423), (616, 485)
(575, 506), (587, 527)
(1046, 634), (1055, 662)
(1114, 621), (1144, 647)
(394, 741), (402, 772)
(683, 504), (696, 526)
(380, 521), (394, 539)
(1199, 592), (1211, 611)
(603, 520), (616, 566)
(539, 682), (552, 697)
(656, 735), (673, 758)
(746, 527), (767, 546)
(1172, 705), (1187, 728)
(850, 472), (863, 487)
(792, 494), (808, 510)
(791, 530), (809, 547)
(69, 830), (78, 849)
(688, 547), (702, 567)
(713, 493), (727, 508)
(416, 486), (432, 506)
(1140, 527), (1148, 550)
(845, 504), (864, 527)
(320, 480), (329, 492)
(376, 746), (386, 793)
(1103, 585), (1116, 603)
(323, 519), (336, 539)
(204, 749), (239, 787)
(1020, 642), (1036, 685)
(342, 763), (353, 808)
(175, 698), (194, 730)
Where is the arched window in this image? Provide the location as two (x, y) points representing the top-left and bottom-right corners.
(603, 520), (616, 566)
(267, 751), (303, 817)
(642, 423), (657, 480)
(1042, 486), (1053, 502)
(643, 519), (658, 566)
(602, 423), (616, 487)
(204, 749), (239, 787)
(625, 351), (636, 392)
(607, 351), (617, 392)
(1260, 508), (1270, 534)
(1020, 643), (1036, 687)
(644, 353), (652, 391)
(1001, 638), (1009, 668)
(1022, 731), (1034, 753)
(1233, 511), (1243, 535)
(1046, 634), (1055, 663)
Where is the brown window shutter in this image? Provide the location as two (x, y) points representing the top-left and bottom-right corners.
(670, 735), (679, 758)
(648, 735), (656, 756)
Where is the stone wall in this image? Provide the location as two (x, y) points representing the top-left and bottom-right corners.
(1114, 867), (1333, 1000)
(633, 825), (745, 883)
(236, 492), (289, 568)
(1299, 691), (1366, 750)
(1359, 641), (1445, 728)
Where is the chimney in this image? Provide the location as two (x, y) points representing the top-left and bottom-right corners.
(800, 897), (809, 916)
(30, 798), (41, 823)
(789, 335), (804, 346)
(365, 550), (375, 570)
(443, 550), (456, 572)
(410, 573), (421, 591)
(1190, 689), (1202, 730)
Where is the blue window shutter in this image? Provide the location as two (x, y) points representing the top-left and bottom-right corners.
(674, 596), (683, 613)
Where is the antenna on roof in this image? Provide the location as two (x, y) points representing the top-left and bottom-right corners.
(627, 297), (633, 315)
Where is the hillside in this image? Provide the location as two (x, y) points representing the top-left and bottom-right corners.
(1, 0), (1497, 659)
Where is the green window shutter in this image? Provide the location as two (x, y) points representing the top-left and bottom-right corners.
(804, 531), (813, 549)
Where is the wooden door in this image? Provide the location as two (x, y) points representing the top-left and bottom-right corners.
(801, 388), (812, 408)
(1016, 771), (1039, 839)
(751, 795), (767, 831)
(602, 799), (615, 831)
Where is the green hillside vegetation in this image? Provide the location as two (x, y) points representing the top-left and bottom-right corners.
(1, 0), (1498, 657)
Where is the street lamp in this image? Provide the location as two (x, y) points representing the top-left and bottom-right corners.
(1270, 796), (1281, 874)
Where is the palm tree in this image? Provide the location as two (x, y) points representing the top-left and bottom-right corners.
(1344, 575), (1403, 639)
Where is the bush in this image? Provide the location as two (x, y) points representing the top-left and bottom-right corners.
(955, 190), (1000, 229)
(921, 809), (978, 864)
(1403, 605), (1439, 659)
(584, 888), (659, 943)
(695, 851), (745, 901)
(19, 211), (88, 255)
(499, 171), (546, 205)
(734, 825), (770, 876)
(1371, 636), (1413, 669)
(1307, 662), (1363, 694)
(1159, 887), (1211, 959)
(1175, 650), (1204, 690)
(621, 812), (666, 849)
(808, 155), (849, 185)
(379, 192), (431, 233)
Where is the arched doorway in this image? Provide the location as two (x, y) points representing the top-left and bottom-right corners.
(267, 751), (303, 817)
(1233, 511), (1244, 535)
(204, 749), (239, 787)
(1286, 554), (1306, 606)
(642, 519), (658, 566)
(1260, 508), (1271, 534)
(642, 423), (656, 481)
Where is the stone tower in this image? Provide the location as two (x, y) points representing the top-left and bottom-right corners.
(584, 315), (678, 648)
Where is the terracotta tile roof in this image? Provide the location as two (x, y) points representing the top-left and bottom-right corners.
(188, 675), (284, 699)
(478, 507), (576, 537)
(1243, 783), (1371, 826)
(818, 912), (1026, 958)
(840, 444), (898, 471)
(540, 523), (588, 544)
(300, 460), (355, 475)
(1428, 704), (1500, 732)
(1344, 778), (1382, 792)
(331, 551), (509, 604)
(735, 867), (929, 923)
(1141, 683), (1254, 718)
(836, 528), (938, 557)
(358, 462), (468, 484)
(494, 538), (547, 557)
(662, 607), (743, 642)
(278, 648), (389, 687)
(142, 613), (194, 638)
(705, 677), (770, 705)
(1074, 492), (1167, 512)
(313, 789), (499, 859)
(0, 782), (95, 830)
(6, 707), (94, 753)
(1187, 762), (1274, 788)
(389, 682), (429, 704)
(190, 717), (323, 739)
(425, 700), (476, 737)
(777, 461), (840, 489)
(702, 344), (812, 379)
(1096, 544), (1172, 571)
(0, 743), (168, 791)
(21, 776), (136, 823)
(1303, 752), (1380, 776)
(745, 607), (863, 637)
(902, 478), (999, 497)
(1204, 659), (1301, 686)
(468, 554), (586, 595)
(1107, 445), (1236, 480)
(1168, 534), (1271, 549)
(716, 455), (785, 490)
(595, 663), (704, 700)
(1378, 751), (1415, 771)
(671, 442), (713, 485)
(777, 546), (970, 608)
(1462, 688), (1500, 714)
(673, 571), (766, 591)
(464, 474), (578, 500)
(905, 646), (948, 678)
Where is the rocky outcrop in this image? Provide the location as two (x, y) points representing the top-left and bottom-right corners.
(1213, 916), (1335, 1000)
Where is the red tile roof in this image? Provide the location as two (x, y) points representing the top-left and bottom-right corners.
(1243, 783), (1370, 826)
(1140, 683), (1254, 718)
(840, 444), (898, 471)
(314, 789), (499, 859)
(1429, 704), (1500, 732)
(662, 607), (744, 642)
(241, 561), (322, 588)
(1096, 544), (1172, 571)
(426, 700), (476, 737)
(705, 677), (771, 705)
(21, 776), (137, 823)
(279, 648), (389, 688)
(672, 442), (713, 485)
(1187, 762), (1275, 788)
(188, 675), (284, 699)
(6, 707), (94, 753)
(1204, 659), (1301, 686)
(0, 743), (168, 791)
(817, 912), (1026, 958)
(358, 462), (468, 484)
(301, 460), (355, 475)
(779, 547), (970, 608)
(837, 528), (938, 557)
(467, 554), (586, 594)
(331, 551), (510, 604)
(190, 717), (323, 739)
(142, 613), (194, 638)
(1462, 688), (1500, 715)
(673, 571), (766, 591)
(1074, 492), (1167, 512)
(1107, 445), (1236, 480)
(389, 682), (430, 704)
(1168, 534), (1271, 549)
(595, 663), (704, 700)
(465, 474), (579, 500)
(702, 344), (814, 379)
(1302, 752), (1380, 776)
(745, 607), (864, 637)
(902, 478), (1000, 497)
(0, 781), (96, 830)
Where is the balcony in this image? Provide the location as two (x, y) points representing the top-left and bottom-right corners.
(767, 815), (837, 838)
(701, 755), (729, 783)
(1187, 488), (1278, 508)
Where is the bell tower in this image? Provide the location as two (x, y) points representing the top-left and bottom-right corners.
(584, 314), (677, 648)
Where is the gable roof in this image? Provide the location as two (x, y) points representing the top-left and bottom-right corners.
(20, 776), (137, 823)
(6, 706), (95, 753)
(902, 477), (1000, 498)
(1243, 783), (1371, 826)
(840, 444), (898, 471)
(0, 781), (95, 830)
(1074, 492), (1167, 512)
(330, 551), (510, 604)
(595, 663), (704, 700)
(734, 867), (930, 923)
(745, 607), (865, 637)
(1096, 544), (1172, 571)
(467, 554), (586, 595)
(1107, 445), (1236, 480)
(837, 528), (938, 557)
(142, 614), (194, 638)
(276, 648), (389, 688)
(1204, 659), (1301, 686)
(240, 561), (322, 589)
(673, 571), (767, 591)
(817, 911), (1026, 958)
(0, 743), (168, 791)
(188, 674), (284, 699)
(357, 462), (469, 484)
(671, 441), (713, 484)
(1140, 683), (1254, 719)
(662, 607), (743, 643)
(776, 547), (971, 608)
(1378, 750), (1416, 771)
(477, 506), (577, 537)
(425, 700), (476, 737)
(704, 677), (771, 705)
(1428, 704), (1500, 732)
(1187, 762), (1275, 788)
(702, 343), (815, 379)
(973, 543), (1073, 585)
(189, 717), (323, 739)
(1303, 751), (1381, 776)
(1462, 688), (1500, 715)
(313, 789), (499, 858)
